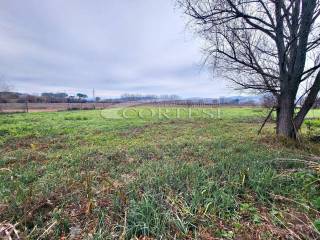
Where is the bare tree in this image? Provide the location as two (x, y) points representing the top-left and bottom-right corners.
(178, 0), (320, 138)
(262, 94), (277, 109)
(0, 80), (11, 92)
(315, 97), (320, 108)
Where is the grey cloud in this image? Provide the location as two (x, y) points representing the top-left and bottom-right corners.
(0, 0), (231, 97)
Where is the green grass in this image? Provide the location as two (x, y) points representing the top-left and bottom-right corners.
(0, 107), (320, 239)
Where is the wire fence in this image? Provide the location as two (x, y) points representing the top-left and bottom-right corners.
(0, 102), (113, 113)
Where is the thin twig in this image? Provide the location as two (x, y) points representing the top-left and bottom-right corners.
(258, 106), (275, 135)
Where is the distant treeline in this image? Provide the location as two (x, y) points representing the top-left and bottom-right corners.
(120, 93), (180, 101)
(1, 91), (319, 108)
(0, 92), (95, 103)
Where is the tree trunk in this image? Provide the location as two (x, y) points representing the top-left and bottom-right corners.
(276, 72), (320, 139)
(294, 71), (320, 130)
(276, 94), (296, 138)
(276, 107), (280, 134)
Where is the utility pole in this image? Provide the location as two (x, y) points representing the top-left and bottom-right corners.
(93, 88), (96, 109)
(25, 96), (29, 113)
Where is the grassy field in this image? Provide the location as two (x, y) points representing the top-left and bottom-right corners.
(0, 107), (320, 239)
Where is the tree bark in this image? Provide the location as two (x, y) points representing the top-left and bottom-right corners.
(276, 71), (320, 138)
(277, 93), (296, 138)
(294, 71), (320, 130)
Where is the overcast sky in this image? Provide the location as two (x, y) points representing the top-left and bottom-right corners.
(0, 0), (234, 98)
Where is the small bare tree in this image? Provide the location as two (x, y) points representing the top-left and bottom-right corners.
(262, 94), (277, 109)
(179, 0), (320, 138)
(315, 97), (320, 108)
(0, 79), (12, 92)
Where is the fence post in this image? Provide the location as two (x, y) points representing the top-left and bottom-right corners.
(25, 98), (29, 113)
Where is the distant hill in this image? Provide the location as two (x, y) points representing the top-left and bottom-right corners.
(219, 96), (263, 105)
(185, 96), (263, 105)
